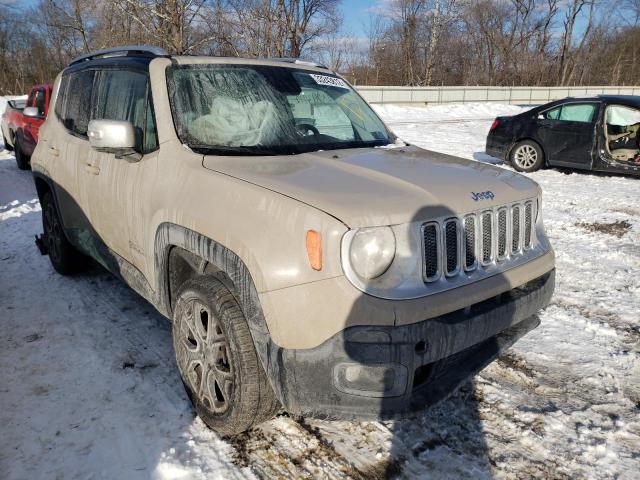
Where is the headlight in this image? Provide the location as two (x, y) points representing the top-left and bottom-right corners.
(349, 227), (396, 279)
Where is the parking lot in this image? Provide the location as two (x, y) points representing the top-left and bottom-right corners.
(1, 103), (639, 479)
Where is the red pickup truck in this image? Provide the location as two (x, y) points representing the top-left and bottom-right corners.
(1, 84), (53, 169)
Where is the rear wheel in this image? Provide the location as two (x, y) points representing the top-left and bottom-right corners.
(510, 140), (544, 173)
(172, 275), (280, 436)
(41, 191), (85, 274)
(14, 138), (30, 170)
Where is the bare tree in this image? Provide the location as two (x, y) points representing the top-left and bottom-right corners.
(0, 0), (637, 94)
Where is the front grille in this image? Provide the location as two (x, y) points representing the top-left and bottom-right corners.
(512, 206), (521, 252)
(481, 212), (493, 264)
(524, 202), (533, 248)
(464, 216), (476, 269)
(422, 199), (536, 283)
(444, 220), (459, 275)
(497, 208), (507, 259)
(423, 223), (439, 280)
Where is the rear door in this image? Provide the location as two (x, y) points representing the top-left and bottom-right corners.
(57, 69), (97, 240)
(536, 102), (599, 168)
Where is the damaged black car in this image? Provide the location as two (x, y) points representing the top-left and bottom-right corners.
(486, 95), (640, 176)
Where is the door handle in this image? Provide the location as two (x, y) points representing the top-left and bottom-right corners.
(84, 164), (100, 175)
(49, 147), (60, 157)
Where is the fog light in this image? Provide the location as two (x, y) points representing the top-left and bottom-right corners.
(333, 362), (407, 398)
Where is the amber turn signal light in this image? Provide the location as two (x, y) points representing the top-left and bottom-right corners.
(306, 230), (322, 271)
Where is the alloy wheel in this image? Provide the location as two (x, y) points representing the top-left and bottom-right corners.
(514, 144), (538, 169)
(176, 299), (234, 413)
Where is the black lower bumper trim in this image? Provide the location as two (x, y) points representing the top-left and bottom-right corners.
(267, 269), (554, 420)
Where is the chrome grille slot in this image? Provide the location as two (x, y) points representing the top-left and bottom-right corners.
(481, 212), (493, 264)
(420, 198), (539, 284)
(422, 223), (440, 281)
(524, 202), (532, 248)
(497, 208), (507, 260)
(512, 205), (521, 253)
(463, 215), (477, 270)
(444, 219), (459, 276)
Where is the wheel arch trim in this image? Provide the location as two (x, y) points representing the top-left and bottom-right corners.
(31, 171), (72, 241)
(153, 222), (289, 403)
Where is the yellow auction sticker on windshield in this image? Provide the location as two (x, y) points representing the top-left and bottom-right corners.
(309, 74), (350, 89)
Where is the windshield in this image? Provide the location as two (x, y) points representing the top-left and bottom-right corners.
(167, 64), (393, 155)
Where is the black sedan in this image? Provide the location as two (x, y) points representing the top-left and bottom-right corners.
(486, 95), (640, 176)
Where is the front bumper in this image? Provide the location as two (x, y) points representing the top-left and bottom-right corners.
(269, 269), (554, 420)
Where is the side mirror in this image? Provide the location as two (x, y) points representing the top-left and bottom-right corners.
(23, 106), (40, 118)
(537, 114), (545, 120)
(87, 119), (140, 161)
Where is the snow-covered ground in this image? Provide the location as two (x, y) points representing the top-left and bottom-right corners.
(1, 103), (639, 479)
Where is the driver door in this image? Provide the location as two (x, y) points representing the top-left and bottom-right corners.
(82, 68), (158, 269)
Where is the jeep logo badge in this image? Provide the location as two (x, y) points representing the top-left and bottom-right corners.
(471, 191), (495, 201)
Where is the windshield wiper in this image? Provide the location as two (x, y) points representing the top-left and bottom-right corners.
(299, 140), (392, 153)
(191, 139), (392, 156)
(190, 145), (288, 156)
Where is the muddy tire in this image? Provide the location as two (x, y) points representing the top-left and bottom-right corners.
(2, 133), (13, 152)
(14, 138), (30, 170)
(41, 191), (85, 274)
(172, 275), (280, 436)
(510, 140), (544, 173)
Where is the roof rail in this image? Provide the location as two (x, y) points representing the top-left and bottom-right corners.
(267, 58), (329, 70)
(69, 45), (169, 66)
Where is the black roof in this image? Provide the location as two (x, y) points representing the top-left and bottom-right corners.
(69, 46), (168, 65)
(64, 54), (157, 75)
(529, 94), (640, 112)
(63, 45), (330, 76)
(595, 95), (640, 107)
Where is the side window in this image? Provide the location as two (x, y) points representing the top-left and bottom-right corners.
(95, 69), (157, 153)
(544, 106), (561, 120)
(26, 90), (36, 108)
(64, 70), (95, 136)
(55, 76), (68, 120)
(143, 85), (158, 153)
(558, 103), (597, 123)
(34, 89), (46, 116)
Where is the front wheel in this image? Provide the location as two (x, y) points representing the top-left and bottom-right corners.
(172, 275), (280, 436)
(510, 140), (544, 173)
(14, 138), (30, 170)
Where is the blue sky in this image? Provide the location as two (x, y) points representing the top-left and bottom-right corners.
(339, 0), (377, 37)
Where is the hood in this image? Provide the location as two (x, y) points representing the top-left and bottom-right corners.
(202, 146), (541, 228)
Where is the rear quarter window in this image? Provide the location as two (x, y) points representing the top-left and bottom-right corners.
(544, 106), (561, 120)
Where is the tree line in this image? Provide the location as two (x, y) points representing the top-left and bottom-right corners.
(0, 0), (637, 95)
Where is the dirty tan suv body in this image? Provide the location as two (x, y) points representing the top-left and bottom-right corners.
(31, 48), (555, 421)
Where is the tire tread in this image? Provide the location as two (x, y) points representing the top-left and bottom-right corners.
(173, 275), (280, 436)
